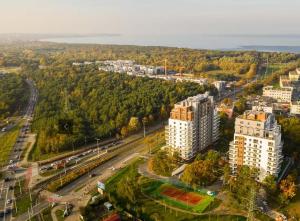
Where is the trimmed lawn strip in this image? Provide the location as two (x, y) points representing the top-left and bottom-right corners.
(13, 179), (38, 216)
(105, 159), (143, 188)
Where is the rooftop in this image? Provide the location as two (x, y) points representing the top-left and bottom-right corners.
(263, 86), (293, 91)
(238, 110), (269, 122)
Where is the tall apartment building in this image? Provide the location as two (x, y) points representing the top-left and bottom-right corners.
(229, 110), (283, 181)
(263, 86), (293, 103)
(165, 92), (219, 160)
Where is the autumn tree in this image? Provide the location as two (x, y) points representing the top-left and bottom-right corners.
(279, 175), (297, 202)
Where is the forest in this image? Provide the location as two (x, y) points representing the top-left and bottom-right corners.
(0, 73), (29, 121)
(0, 42), (299, 158)
(1, 42), (299, 78)
(26, 65), (216, 157)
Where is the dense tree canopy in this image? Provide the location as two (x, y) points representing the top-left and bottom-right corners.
(181, 150), (223, 187)
(27, 66), (216, 157)
(0, 74), (29, 121)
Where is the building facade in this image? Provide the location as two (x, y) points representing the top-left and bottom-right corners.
(290, 101), (300, 115)
(165, 92), (219, 160)
(263, 86), (293, 103)
(214, 81), (226, 92)
(229, 110), (283, 181)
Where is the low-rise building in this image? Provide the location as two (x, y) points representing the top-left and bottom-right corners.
(279, 68), (300, 91)
(263, 86), (293, 103)
(214, 81), (226, 92)
(229, 110), (283, 181)
(289, 70), (300, 81)
(290, 101), (300, 115)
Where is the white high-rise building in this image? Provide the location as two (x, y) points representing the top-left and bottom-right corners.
(165, 92), (219, 160)
(229, 110), (283, 181)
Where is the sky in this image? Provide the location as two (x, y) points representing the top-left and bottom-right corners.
(0, 0), (300, 36)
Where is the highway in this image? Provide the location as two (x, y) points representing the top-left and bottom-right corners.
(0, 79), (37, 221)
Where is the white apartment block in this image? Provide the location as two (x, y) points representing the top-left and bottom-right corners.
(165, 92), (219, 160)
(229, 110), (283, 181)
(263, 86), (293, 103)
(214, 81), (226, 92)
(280, 68), (300, 88)
(290, 101), (300, 115)
(289, 69), (300, 81)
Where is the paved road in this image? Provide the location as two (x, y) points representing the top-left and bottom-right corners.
(14, 128), (161, 221)
(0, 79), (37, 221)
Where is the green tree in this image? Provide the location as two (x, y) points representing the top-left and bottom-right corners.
(263, 175), (277, 194)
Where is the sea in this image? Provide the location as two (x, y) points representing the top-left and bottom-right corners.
(41, 34), (300, 53)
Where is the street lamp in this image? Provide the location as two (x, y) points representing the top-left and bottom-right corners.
(95, 138), (100, 155)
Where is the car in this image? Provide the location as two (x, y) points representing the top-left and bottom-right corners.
(6, 199), (12, 204)
(262, 201), (267, 206)
(89, 173), (96, 178)
(207, 191), (216, 196)
(1, 127), (6, 132)
(0, 211), (4, 217)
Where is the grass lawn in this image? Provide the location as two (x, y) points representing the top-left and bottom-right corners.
(13, 179), (37, 216)
(102, 160), (246, 221)
(41, 207), (53, 221)
(258, 63), (290, 80)
(137, 198), (246, 221)
(105, 160), (246, 221)
(0, 123), (20, 165)
(31, 207), (53, 221)
(55, 209), (65, 221)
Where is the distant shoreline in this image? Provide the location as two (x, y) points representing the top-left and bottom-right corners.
(41, 35), (300, 54)
(0, 33), (300, 53)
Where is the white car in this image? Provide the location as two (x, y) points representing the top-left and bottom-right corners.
(6, 199), (12, 204)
